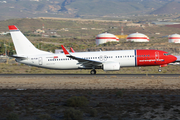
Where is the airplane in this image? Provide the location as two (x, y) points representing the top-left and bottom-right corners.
(8, 25), (178, 74)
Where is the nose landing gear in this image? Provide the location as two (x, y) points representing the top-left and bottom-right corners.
(158, 66), (162, 72)
(90, 69), (96, 74)
(158, 69), (162, 72)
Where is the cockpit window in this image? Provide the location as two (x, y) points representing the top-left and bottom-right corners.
(164, 53), (171, 56)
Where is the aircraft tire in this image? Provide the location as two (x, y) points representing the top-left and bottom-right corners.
(90, 70), (96, 75)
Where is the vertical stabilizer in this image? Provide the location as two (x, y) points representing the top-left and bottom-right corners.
(8, 25), (51, 55)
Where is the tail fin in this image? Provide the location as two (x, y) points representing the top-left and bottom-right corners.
(8, 25), (51, 55)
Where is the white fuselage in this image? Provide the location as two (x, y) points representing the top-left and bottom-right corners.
(17, 50), (136, 70)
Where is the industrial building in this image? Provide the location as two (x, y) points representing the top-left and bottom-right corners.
(126, 32), (149, 42)
(96, 33), (119, 45)
(168, 34), (180, 43)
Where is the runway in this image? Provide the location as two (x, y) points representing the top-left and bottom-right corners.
(0, 74), (180, 77)
(0, 74), (180, 89)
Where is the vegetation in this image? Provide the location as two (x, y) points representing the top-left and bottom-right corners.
(37, 114), (52, 120)
(116, 90), (124, 98)
(88, 108), (98, 117)
(66, 96), (89, 107)
(6, 113), (19, 120)
(63, 108), (83, 120)
(0, 89), (179, 119)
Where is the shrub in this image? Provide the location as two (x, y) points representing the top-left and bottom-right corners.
(6, 113), (19, 120)
(66, 96), (88, 107)
(37, 114), (52, 120)
(116, 90), (123, 97)
(63, 108), (83, 120)
(89, 108), (98, 117)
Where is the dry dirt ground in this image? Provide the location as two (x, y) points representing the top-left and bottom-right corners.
(1, 76), (180, 120)
(0, 75), (180, 89)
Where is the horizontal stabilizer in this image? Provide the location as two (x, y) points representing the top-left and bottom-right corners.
(9, 55), (27, 59)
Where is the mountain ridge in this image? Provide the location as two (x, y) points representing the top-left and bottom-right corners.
(0, 0), (177, 20)
(150, 0), (180, 14)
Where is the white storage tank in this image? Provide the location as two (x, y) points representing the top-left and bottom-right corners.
(96, 33), (119, 45)
(126, 32), (149, 42)
(168, 34), (180, 43)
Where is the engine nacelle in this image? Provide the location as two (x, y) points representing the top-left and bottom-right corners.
(103, 62), (120, 71)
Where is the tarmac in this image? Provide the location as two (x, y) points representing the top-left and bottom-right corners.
(0, 74), (180, 89)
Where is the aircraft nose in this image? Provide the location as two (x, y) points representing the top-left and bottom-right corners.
(170, 55), (177, 62)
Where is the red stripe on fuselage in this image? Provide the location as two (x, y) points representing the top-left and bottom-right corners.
(136, 50), (177, 66)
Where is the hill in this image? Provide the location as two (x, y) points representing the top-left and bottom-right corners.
(150, 0), (180, 15)
(0, 0), (170, 20)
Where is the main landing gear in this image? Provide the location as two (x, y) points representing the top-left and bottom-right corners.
(90, 69), (96, 75)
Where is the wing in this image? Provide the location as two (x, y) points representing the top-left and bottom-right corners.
(61, 45), (102, 66)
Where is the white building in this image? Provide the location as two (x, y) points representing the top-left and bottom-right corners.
(126, 32), (149, 42)
(168, 34), (180, 43)
(96, 33), (119, 45)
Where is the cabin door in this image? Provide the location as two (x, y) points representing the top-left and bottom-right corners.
(39, 57), (43, 65)
(155, 51), (159, 61)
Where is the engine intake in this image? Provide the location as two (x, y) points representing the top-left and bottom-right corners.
(103, 62), (120, 71)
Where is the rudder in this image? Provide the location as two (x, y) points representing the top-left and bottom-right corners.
(9, 25), (51, 55)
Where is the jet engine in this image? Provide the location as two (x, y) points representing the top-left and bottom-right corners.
(103, 62), (120, 71)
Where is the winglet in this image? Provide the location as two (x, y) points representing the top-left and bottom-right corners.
(61, 45), (70, 55)
(70, 47), (75, 53)
(8, 25), (19, 31)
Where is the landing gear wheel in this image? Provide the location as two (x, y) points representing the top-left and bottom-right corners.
(158, 69), (162, 72)
(90, 70), (96, 75)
